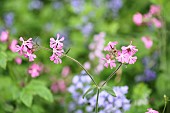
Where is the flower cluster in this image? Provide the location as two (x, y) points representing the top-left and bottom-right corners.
(103, 41), (138, 69)
(133, 5), (162, 28)
(68, 71), (131, 113)
(16, 37), (36, 62)
(146, 108), (159, 113)
(28, 63), (43, 78)
(50, 34), (64, 64)
(51, 80), (66, 93)
(88, 32), (105, 73)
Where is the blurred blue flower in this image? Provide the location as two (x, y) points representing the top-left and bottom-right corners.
(144, 69), (156, 81)
(68, 74), (131, 112)
(28, 0), (43, 10)
(53, 1), (63, 9)
(108, 0), (123, 17)
(4, 12), (14, 27)
(80, 22), (93, 37)
(70, 0), (84, 13)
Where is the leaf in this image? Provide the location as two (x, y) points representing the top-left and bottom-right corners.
(20, 91), (33, 107)
(20, 80), (53, 107)
(101, 86), (116, 97)
(83, 85), (96, 99)
(0, 52), (7, 69)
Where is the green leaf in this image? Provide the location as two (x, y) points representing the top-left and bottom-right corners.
(0, 52), (7, 69)
(83, 85), (96, 99)
(101, 86), (116, 97)
(20, 91), (33, 107)
(20, 80), (53, 107)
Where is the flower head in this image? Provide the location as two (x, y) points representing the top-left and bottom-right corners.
(50, 33), (64, 49)
(146, 108), (159, 113)
(149, 5), (160, 15)
(121, 41), (138, 56)
(50, 33), (64, 64)
(141, 36), (153, 49)
(133, 13), (143, 26)
(104, 41), (118, 51)
(103, 54), (116, 69)
(28, 63), (43, 78)
(0, 30), (9, 42)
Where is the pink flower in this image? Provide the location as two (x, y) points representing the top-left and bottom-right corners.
(51, 80), (66, 93)
(62, 66), (71, 77)
(146, 108), (159, 113)
(9, 39), (18, 52)
(128, 56), (137, 64)
(0, 31), (9, 42)
(152, 18), (162, 28)
(133, 13), (143, 26)
(149, 5), (160, 15)
(50, 33), (64, 49)
(19, 37), (33, 52)
(28, 63), (42, 78)
(15, 57), (22, 64)
(25, 51), (36, 62)
(121, 41), (138, 56)
(52, 48), (64, 57)
(103, 54), (116, 69)
(116, 51), (129, 63)
(104, 41), (118, 51)
(50, 54), (62, 64)
(141, 36), (153, 49)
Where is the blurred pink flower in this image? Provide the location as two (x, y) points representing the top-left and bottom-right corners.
(128, 56), (137, 64)
(149, 5), (160, 15)
(25, 51), (37, 62)
(104, 41), (118, 51)
(0, 30), (9, 42)
(146, 108), (159, 113)
(103, 54), (116, 69)
(84, 62), (91, 70)
(51, 80), (66, 93)
(15, 57), (22, 64)
(152, 18), (162, 28)
(28, 63), (42, 78)
(9, 39), (18, 52)
(141, 36), (153, 49)
(62, 66), (71, 77)
(133, 13), (143, 26)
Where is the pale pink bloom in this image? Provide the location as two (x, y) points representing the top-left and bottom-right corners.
(15, 57), (22, 64)
(19, 37), (33, 52)
(15, 45), (23, 55)
(133, 13), (143, 26)
(62, 66), (71, 77)
(141, 36), (153, 49)
(25, 51), (36, 62)
(9, 39), (18, 52)
(121, 41), (138, 56)
(116, 51), (129, 63)
(52, 48), (64, 57)
(50, 33), (64, 49)
(149, 5), (160, 15)
(128, 56), (137, 64)
(28, 63), (42, 78)
(51, 80), (66, 93)
(104, 41), (118, 51)
(103, 54), (116, 69)
(152, 18), (162, 28)
(84, 62), (91, 70)
(50, 54), (62, 64)
(146, 108), (159, 113)
(0, 31), (9, 42)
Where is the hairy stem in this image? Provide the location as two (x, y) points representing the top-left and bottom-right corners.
(64, 54), (98, 86)
(101, 63), (122, 87)
(95, 88), (100, 113)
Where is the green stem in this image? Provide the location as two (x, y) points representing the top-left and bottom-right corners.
(95, 88), (100, 113)
(101, 63), (122, 87)
(162, 102), (167, 113)
(64, 54), (98, 87)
